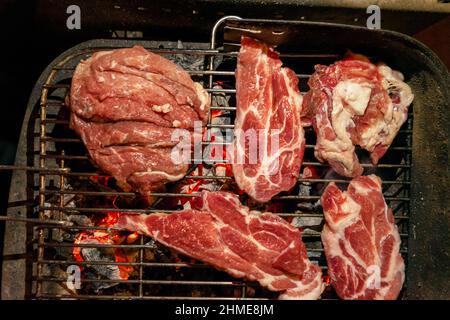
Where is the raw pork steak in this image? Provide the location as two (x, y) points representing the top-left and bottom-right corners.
(232, 37), (305, 202)
(302, 55), (414, 177)
(117, 191), (324, 299)
(69, 46), (210, 194)
(321, 174), (405, 299)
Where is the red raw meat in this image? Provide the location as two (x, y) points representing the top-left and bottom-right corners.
(117, 191), (324, 299)
(232, 37), (305, 202)
(302, 55), (414, 177)
(70, 46), (209, 126)
(321, 174), (405, 299)
(69, 46), (210, 194)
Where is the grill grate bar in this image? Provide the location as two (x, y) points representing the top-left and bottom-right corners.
(36, 277), (250, 286)
(34, 152), (413, 168)
(46, 67), (312, 79)
(37, 243), (408, 253)
(35, 135), (414, 152)
(37, 294), (268, 300)
(22, 169), (413, 181)
(41, 105), (414, 116)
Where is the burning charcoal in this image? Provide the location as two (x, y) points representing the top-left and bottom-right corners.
(75, 236), (138, 292)
(67, 214), (93, 227)
(211, 84), (231, 110)
(70, 211), (141, 294)
(143, 239), (158, 261)
(298, 184), (312, 197)
(78, 239), (123, 290)
(295, 199), (322, 213)
(162, 41), (223, 72)
(291, 215), (323, 229)
(306, 246), (323, 260)
(41, 264), (77, 298)
(296, 166), (321, 211)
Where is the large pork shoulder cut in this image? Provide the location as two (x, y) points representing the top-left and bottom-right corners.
(232, 37), (305, 202)
(69, 46), (210, 194)
(302, 55), (414, 177)
(321, 174), (405, 299)
(116, 191), (325, 299)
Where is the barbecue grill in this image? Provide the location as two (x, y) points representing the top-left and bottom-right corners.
(1, 16), (449, 300)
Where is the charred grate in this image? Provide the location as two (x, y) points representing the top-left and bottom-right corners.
(5, 18), (412, 300)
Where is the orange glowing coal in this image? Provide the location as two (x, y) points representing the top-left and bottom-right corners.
(89, 175), (113, 186)
(211, 109), (224, 118)
(323, 275), (331, 286)
(73, 211), (139, 280)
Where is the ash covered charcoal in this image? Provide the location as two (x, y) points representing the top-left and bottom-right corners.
(142, 239), (160, 261)
(43, 182), (77, 219)
(41, 264), (77, 298)
(291, 215), (323, 229)
(67, 210), (141, 294)
(306, 243), (324, 260)
(162, 40), (223, 72)
(79, 241), (123, 292)
(75, 237), (138, 292)
(296, 167), (322, 212)
(67, 214), (93, 228)
(203, 84), (233, 166)
(203, 85), (237, 187)
(152, 164), (223, 211)
(41, 182), (78, 243)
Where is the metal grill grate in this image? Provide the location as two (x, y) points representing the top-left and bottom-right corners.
(5, 18), (412, 300)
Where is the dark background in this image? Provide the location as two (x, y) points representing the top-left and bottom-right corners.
(0, 0), (448, 283)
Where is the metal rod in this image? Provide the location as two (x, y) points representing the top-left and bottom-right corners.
(34, 135), (413, 153)
(36, 293), (267, 300)
(36, 277), (247, 286)
(0, 215), (73, 226)
(0, 165), (70, 173)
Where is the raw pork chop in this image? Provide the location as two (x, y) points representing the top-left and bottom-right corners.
(117, 191), (324, 299)
(302, 55), (414, 177)
(69, 46), (210, 194)
(321, 174), (405, 299)
(232, 37), (305, 202)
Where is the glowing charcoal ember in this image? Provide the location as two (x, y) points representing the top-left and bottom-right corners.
(169, 97), (234, 209)
(72, 211), (140, 285)
(89, 175), (114, 187)
(126, 232), (139, 244)
(323, 275), (331, 286)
